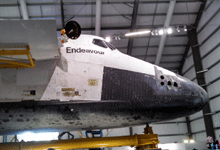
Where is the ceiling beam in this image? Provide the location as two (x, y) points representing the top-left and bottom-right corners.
(19, 0), (29, 20)
(35, 12), (199, 18)
(57, 24), (190, 31)
(145, 61), (181, 64)
(127, 0), (139, 55)
(0, 13), (197, 20)
(154, 0), (176, 65)
(126, 34), (187, 38)
(63, 12), (197, 18)
(134, 54), (183, 57)
(0, 1), (198, 7)
(118, 44), (187, 49)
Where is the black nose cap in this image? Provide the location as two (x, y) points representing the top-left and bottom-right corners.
(200, 87), (209, 104)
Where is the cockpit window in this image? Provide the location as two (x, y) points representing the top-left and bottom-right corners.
(104, 41), (116, 50)
(92, 39), (107, 48)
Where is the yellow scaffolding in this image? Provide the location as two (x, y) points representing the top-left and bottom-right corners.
(0, 126), (160, 150)
(0, 45), (35, 69)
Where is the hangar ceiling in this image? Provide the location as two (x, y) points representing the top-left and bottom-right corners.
(0, 0), (209, 73)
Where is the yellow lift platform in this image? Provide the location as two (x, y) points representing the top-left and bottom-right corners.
(0, 126), (160, 150)
(0, 45), (35, 69)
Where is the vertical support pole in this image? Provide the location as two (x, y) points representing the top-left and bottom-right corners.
(186, 116), (192, 139)
(19, 0), (29, 20)
(127, 0), (139, 55)
(178, 0), (207, 73)
(187, 28), (215, 140)
(154, 0), (176, 65)
(3, 135), (7, 143)
(95, 0), (102, 36)
(129, 127), (133, 136)
(60, 0), (65, 29)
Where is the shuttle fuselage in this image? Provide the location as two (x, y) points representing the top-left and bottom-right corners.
(0, 34), (208, 134)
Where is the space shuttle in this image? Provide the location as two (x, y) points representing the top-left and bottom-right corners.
(0, 21), (208, 135)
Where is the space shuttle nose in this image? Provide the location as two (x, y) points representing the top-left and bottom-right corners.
(199, 86), (209, 104)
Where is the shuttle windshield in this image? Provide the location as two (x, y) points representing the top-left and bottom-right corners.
(92, 39), (116, 50)
(104, 41), (116, 50)
(92, 39), (107, 48)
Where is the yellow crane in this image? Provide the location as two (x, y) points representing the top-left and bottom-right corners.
(0, 126), (160, 150)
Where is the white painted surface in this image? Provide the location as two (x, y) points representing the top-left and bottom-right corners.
(158, 143), (185, 150)
(112, 146), (135, 150)
(182, 52), (194, 74)
(190, 118), (205, 133)
(103, 128), (130, 137)
(165, 117), (186, 122)
(95, 0), (101, 36)
(159, 136), (188, 144)
(192, 132), (207, 142)
(0, 33), (179, 102)
(41, 34), (176, 101)
(197, 0), (220, 31)
(183, 67), (196, 81)
(205, 62), (220, 83)
(214, 129), (220, 141)
(202, 48), (220, 69)
(200, 30), (220, 58)
(212, 113), (220, 128)
(0, 20), (59, 60)
(189, 111), (203, 120)
(210, 97), (220, 112)
(185, 141), (208, 150)
(17, 132), (59, 142)
(17, 66), (50, 86)
(19, 0), (29, 20)
(152, 124), (187, 135)
(207, 80), (220, 98)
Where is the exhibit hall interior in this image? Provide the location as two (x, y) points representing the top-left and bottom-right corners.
(0, 0), (219, 150)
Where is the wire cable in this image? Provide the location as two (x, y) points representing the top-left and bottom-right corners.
(185, 1), (191, 24)
(65, 0), (91, 23)
(110, 3), (131, 23)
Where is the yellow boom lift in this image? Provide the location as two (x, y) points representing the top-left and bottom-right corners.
(0, 126), (160, 150)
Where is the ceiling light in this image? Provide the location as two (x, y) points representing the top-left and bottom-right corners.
(17, 132), (59, 142)
(184, 26), (187, 31)
(125, 30), (151, 37)
(155, 30), (158, 35)
(190, 140), (195, 143)
(167, 28), (172, 34)
(151, 31), (154, 35)
(159, 29), (164, 35)
(184, 140), (188, 143)
(105, 36), (111, 42)
(177, 27), (180, 32)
